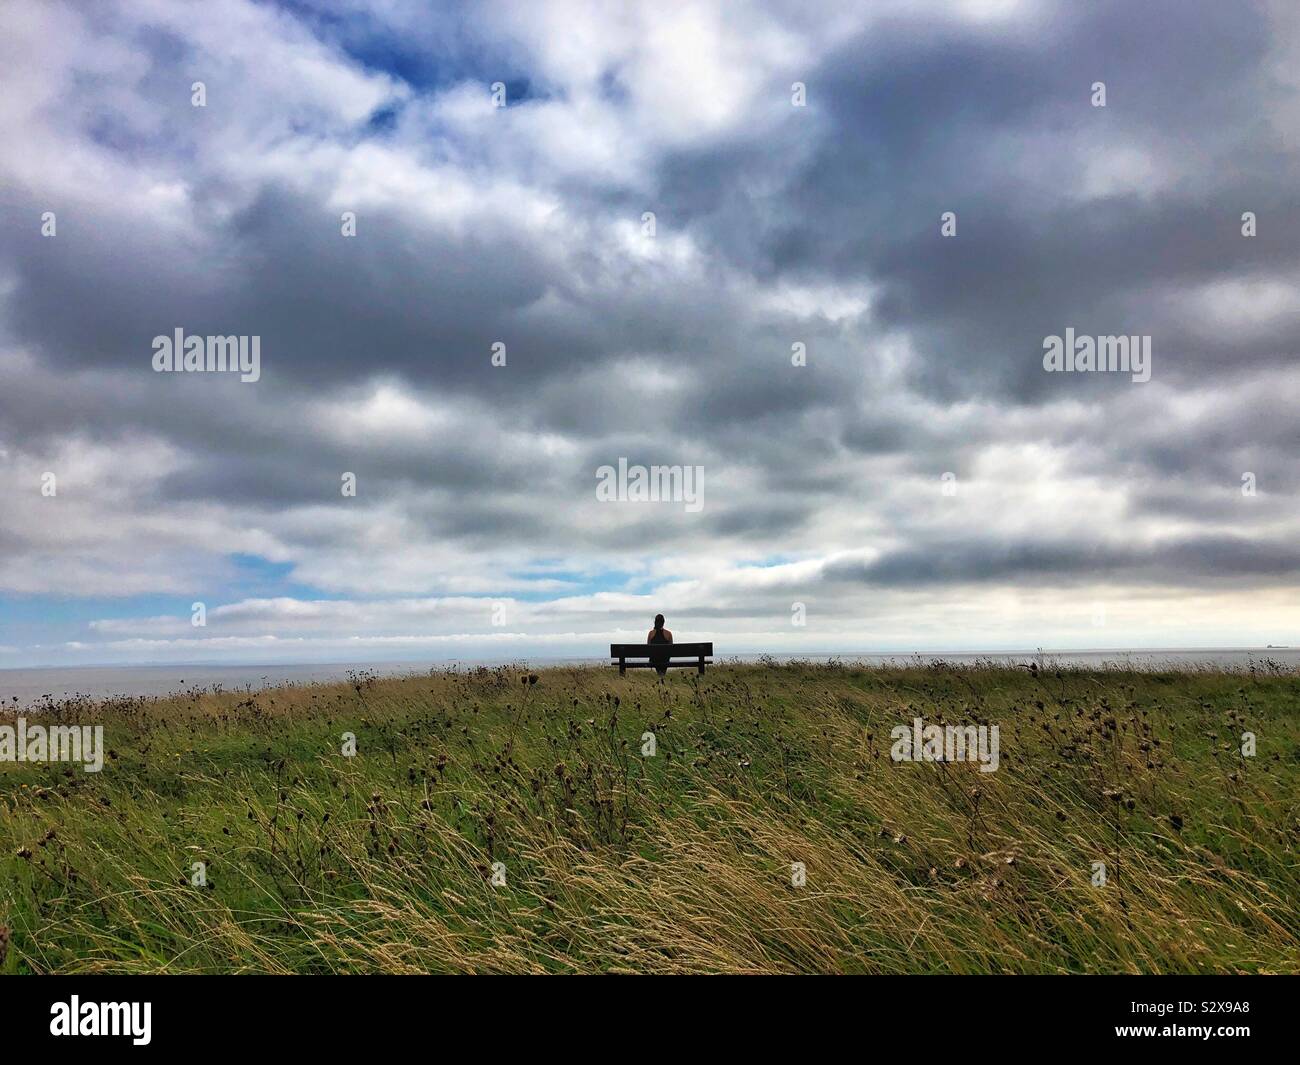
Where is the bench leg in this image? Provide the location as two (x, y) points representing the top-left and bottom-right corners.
(619, 658), (626, 675)
(698, 657), (705, 675)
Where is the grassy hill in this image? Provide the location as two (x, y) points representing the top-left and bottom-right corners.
(2, 660), (1297, 973)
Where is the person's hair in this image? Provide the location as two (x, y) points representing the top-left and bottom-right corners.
(653, 614), (665, 631)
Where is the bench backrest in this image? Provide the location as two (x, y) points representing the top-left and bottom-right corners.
(610, 643), (713, 659)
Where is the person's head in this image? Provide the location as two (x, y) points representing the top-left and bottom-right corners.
(653, 614), (665, 631)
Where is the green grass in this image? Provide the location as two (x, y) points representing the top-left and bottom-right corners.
(2, 660), (1298, 973)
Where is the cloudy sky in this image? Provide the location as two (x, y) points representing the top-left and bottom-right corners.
(1, 0), (1297, 668)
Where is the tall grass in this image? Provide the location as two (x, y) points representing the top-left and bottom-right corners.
(2, 661), (1297, 973)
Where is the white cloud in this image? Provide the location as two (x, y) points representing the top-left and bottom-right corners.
(2, 0), (1298, 665)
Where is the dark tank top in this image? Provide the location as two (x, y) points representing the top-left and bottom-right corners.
(649, 628), (670, 672)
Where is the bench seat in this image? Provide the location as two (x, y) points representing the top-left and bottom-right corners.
(610, 642), (713, 675)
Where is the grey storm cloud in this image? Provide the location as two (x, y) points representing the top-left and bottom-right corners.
(0, 0), (1297, 662)
(823, 534), (1300, 589)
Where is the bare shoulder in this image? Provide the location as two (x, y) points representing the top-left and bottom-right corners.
(663, 629), (673, 641)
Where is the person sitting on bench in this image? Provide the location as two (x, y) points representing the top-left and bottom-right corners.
(609, 629), (710, 675)
(648, 614), (672, 677)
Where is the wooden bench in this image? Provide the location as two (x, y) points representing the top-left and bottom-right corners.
(610, 643), (713, 675)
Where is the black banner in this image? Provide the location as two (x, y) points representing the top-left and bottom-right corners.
(0, 975), (1288, 1050)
